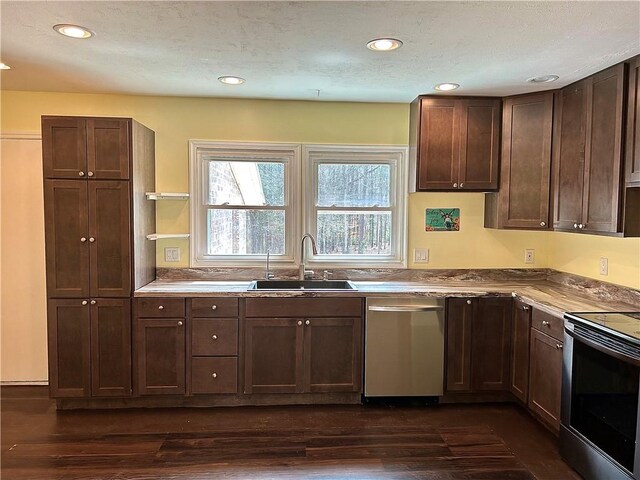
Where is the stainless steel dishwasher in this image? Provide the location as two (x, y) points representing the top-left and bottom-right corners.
(365, 297), (445, 397)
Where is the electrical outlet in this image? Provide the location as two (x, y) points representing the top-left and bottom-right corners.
(524, 249), (535, 264)
(164, 247), (181, 262)
(414, 248), (429, 264)
(599, 257), (608, 276)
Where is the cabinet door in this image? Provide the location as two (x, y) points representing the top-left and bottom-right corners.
(472, 297), (512, 391)
(626, 56), (640, 185)
(44, 180), (90, 298)
(88, 181), (131, 297)
(445, 298), (474, 392)
(303, 317), (362, 393)
(510, 300), (531, 403)
(416, 98), (460, 190)
(136, 318), (185, 395)
(91, 299), (131, 397)
(582, 64), (626, 233)
(244, 318), (303, 394)
(86, 118), (130, 179)
(48, 299), (91, 398)
(459, 99), (501, 190)
(553, 81), (587, 230)
(500, 93), (554, 228)
(42, 117), (87, 179)
(528, 329), (563, 431)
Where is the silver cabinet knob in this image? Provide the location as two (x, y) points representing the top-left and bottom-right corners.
(212, 334), (218, 340)
(89, 237), (95, 243)
(542, 320), (550, 327)
(579, 224), (585, 229)
(90, 300), (96, 305)
(522, 305), (529, 311)
(158, 305), (164, 310)
(459, 183), (464, 188)
(297, 320), (302, 326)
(177, 320), (183, 326)
(211, 305), (217, 310)
(540, 221), (546, 227)
(80, 237), (87, 242)
(453, 183), (458, 188)
(573, 223), (578, 229)
(556, 343), (563, 350)
(78, 171), (85, 177)
(81, 300), (88, 305)
(305, 320), (310, 325)
(87, 171), (94, 177)
(211, 373), (217, 378)
(466, 299), (472, 305)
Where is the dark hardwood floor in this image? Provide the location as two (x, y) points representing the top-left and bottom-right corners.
(1, 387), (579, 479)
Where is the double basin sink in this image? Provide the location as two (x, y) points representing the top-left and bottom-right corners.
(247, 280), (357, 291)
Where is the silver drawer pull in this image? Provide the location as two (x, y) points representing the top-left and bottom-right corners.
(81, 300), (88, 306)
(211, 305), (217, 310)
(177, 321), (183, 326)
(212, 334), (218, 340)
(556, 343), (563, 350)
(211, 373), (217, 378)
(368, 305), (444, 312)
(158, 305), (164, 310)
(542, 320), (550, 327)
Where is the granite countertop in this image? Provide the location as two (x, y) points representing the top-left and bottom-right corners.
(134, 278), (640, 318)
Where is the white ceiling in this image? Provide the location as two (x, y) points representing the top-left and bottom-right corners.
(1, 1), (639, 103)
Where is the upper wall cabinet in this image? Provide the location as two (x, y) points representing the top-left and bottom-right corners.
(43, 117), (130, 180)
(553, 64), (626, 234)
(626, 56), (640, 186)
(409, 97), (501, 192)
(485, 92), (554, 230)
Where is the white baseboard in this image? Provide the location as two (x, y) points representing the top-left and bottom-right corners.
(1, 381), (48, 386)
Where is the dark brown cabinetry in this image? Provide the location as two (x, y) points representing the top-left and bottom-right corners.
(43, 117), (130, 180)
(244, 298), (363, 395)
(510, 300), (531, 403)
(485, 92), (554, 229)
(43, 116), (155, 401)
(553, 64), (627, 234)
(627, 56), (640, 185)
(409, 97), (501, 191)
(190, 298), (239, 395)
(528, 309), (564, 432)
(445, 297), (512, 394)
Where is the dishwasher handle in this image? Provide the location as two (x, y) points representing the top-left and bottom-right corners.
(368, 305), (444, 312)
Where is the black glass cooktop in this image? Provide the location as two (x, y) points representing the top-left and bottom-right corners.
(566, 312), (640, 343)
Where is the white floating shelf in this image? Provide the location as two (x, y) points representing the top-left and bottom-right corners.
(146, 192), (190, 200)
(146, 233), (190, 241)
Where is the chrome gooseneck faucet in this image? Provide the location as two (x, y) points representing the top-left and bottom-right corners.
(299, 234), (318, 280)
(264, 251), (275, 280)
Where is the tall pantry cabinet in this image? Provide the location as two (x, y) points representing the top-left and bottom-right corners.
(42, 116), (156, 398)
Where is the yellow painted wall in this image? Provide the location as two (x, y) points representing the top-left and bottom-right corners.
(1, 89), (638, 382)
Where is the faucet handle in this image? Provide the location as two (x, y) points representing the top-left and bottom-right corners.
(322, 270), (333, 281)
(304, 269), (315, 280)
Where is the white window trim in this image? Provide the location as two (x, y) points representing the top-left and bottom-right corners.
(302, 144), (408, 268)
(189, 140), (301, 267)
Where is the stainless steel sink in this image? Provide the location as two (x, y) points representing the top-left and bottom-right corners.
(247, 280), (357, 291)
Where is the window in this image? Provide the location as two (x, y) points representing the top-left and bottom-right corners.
(190, 141), (406, 268)
(189, 141), (300, 266)
(303, 145), (407, 267)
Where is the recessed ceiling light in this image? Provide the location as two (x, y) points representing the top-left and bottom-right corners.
(434, 83), (460, 91)
(218, 76), (245, 85)
(527, 74), (559, 84)
(53, 24), (93, 39)
(0, 63), (11, 70)
(366, 38), (403, 51)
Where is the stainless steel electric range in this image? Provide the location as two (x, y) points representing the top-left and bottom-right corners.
(561, 312), (640, 480)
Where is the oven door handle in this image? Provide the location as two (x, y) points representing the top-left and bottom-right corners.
(565, 324), (640, 367)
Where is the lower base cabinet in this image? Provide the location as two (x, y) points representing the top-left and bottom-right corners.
(191, 357), (238, 394)
(528, 326), (563, 431)
(510, 300), (532, 403)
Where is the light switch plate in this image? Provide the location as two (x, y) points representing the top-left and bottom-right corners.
(414, 248), (429, 264)
(165, 247), (181, 262)
(524, 249), (535, 264)
(599, 257), (608, 276)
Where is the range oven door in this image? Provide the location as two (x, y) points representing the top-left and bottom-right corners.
(561, 322), (640, 480)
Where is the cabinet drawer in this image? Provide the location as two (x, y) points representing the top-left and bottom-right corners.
(246, 298), (362, 318)
(532, 308), (564, 341)
(136, 298), (185, 318)
(192, 318), (238, 356)
(191, 298), (238, 318)
(191, 357), (237, 394)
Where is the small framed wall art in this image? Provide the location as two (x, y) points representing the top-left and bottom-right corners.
(425, 208), (460, 231)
